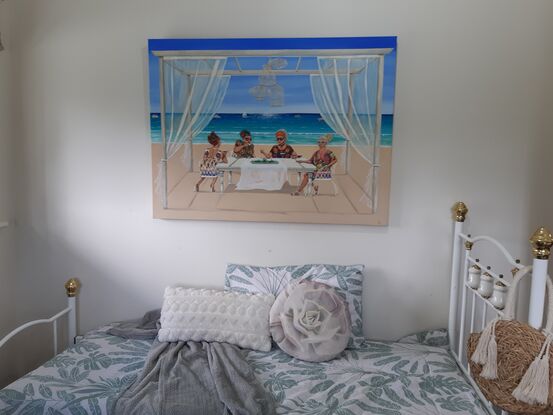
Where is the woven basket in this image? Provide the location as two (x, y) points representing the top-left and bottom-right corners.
(468, 321), (553, 414)
(467, 266), (553, 414)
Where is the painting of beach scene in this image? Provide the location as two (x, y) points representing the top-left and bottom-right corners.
(148, 37), (396, 225)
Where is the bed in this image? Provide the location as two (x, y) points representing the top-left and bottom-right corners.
(1, 201), (551, 415)
(0, 326), (484, 414)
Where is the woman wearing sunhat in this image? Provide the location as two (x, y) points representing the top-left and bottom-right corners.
(261, 129), (299, 159)
(232, 129), (255, 158)
(292, 134), (337, 196)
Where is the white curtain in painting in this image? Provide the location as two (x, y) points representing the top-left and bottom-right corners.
(157, 58), (230, 205)
(310, 56), (380, 208)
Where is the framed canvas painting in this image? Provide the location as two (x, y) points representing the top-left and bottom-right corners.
(148, 37), (397, 225)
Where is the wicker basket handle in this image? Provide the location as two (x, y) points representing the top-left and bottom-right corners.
(503, 266), (553, 332)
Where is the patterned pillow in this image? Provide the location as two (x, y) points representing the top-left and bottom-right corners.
(158, 286), (275, 351)
(224, 263), (364, 348)
(270, 280), (351, 362)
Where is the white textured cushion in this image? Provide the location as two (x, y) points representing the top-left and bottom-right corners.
(158, 287), (275, 352)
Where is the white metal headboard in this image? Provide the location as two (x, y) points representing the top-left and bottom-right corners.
(448, 201), (553, 415)
(0, 279), (79, 355)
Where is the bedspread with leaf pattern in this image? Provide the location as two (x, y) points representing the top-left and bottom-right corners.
(0, 328), (487, 414)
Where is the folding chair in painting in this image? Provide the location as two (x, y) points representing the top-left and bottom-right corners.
(306, 168), (338, 196)
(198, 160), (224, 192)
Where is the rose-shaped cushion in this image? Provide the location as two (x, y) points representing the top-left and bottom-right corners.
(270, 280), (351, 362)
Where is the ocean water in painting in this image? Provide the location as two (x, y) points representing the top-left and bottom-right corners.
(150, 113), (393, 147)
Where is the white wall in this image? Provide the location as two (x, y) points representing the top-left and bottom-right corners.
(0, 5), (17, 386)
(531, 11), (553, 228)
(4, 0), (553, 366)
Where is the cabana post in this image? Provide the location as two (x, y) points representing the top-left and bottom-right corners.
(371, 55), (385, 211)
(159, 56), (168, 209)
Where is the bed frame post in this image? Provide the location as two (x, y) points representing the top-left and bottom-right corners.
(528, 227), (552, 329)
(64, 278), (79, 345)
(448, 202), (468, 349)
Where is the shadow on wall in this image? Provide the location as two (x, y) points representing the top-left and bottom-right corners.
(527, 119), (553, 237)
(0, 325), (55, 389)
(0, 341), (18, 388)
(7, 223), (176, 383)
(524, 92), (553, 320)
(0, 224), (16, 387)
(5, 219), (442, 381)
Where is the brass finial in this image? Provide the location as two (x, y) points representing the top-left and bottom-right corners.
(452, 202), (468, 222)
(65, 278), (80, 297)
(530, 227), (553, 260)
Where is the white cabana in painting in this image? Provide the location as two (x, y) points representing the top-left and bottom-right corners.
(148, 37), (397, 225)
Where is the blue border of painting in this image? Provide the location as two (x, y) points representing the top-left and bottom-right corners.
(147, 37), (397, 115)
(148, 36), (397, 54)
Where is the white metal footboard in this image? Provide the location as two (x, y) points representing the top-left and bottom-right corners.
(0, 278), (80, 356)
(448, 202), (552, 415)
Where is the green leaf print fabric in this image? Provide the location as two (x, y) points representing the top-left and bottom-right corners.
(224, 263), (365, 348)
(0, 327), (486, 414)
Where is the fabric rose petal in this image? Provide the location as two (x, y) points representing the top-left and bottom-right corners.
(270, 280), (351, 362)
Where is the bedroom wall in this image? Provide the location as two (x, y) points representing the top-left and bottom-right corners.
(0, 5), (17, 386)
(531, 16), (553, 231)
(4, 0), (553, 363)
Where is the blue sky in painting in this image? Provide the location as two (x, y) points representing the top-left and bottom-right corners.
(148, 45), (396, 115)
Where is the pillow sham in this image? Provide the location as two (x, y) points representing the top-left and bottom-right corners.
(224, 263), (364, 348)
(270, 280), (351, 362)
(158, 286), (275, 352)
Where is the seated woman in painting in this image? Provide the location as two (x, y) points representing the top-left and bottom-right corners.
(260, 129), (300, 159)
(195, 132), (228, 192)
(292, 134), (337, 196)
(232, 129), (255, 158)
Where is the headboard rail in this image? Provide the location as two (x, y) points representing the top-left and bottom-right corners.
(0, 278), (79, 356)
(459, 233), (522, 269)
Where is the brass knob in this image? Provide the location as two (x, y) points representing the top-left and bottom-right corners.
(452, 202), (468, 222)
(530, 227), (553, 260)
(65, 278), (80, 298)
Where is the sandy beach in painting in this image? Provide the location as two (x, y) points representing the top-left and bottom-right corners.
(151, 143), (392, 225)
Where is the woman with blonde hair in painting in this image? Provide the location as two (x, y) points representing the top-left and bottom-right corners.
(292, 133), (337, 196)
(195, 132), (227, 192)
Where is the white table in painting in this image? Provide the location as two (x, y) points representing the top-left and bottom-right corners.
(217, 158), (315, 192)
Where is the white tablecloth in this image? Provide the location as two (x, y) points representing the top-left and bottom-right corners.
(235, 161), (289, 191)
